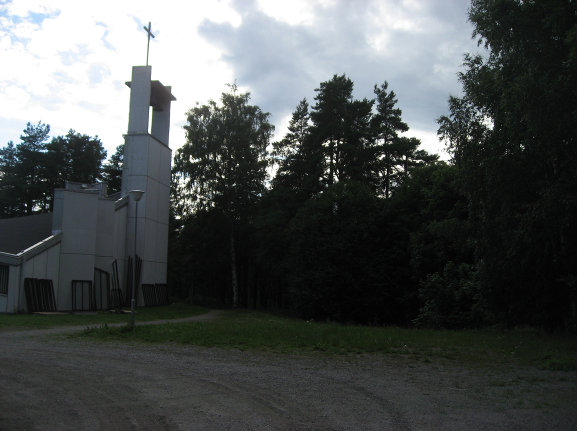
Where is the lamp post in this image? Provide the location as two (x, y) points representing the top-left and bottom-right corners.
(129, 190), (144, 329)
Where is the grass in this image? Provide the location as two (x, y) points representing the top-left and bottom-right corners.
(79, 309), (577, 371)
(0, 303), (209, 330)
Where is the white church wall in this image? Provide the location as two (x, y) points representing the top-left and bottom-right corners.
(137, 218), (168, 285)
(147, 138), (161, 182)
(120, 65), (174, 302)
(146, 181), (159, 221)
(159, 140), (172, 188)
(112, 197), (129, 296)
(94, 198), (116, 273)
(21, 242), (61, 311)
(123, 135), (171, 289)
(142, 137), (171, 284)
(0, 265), (21, 313)
(0, 232), (62, 313)
(122, 137), (149, 193)
(126, 66), (152, 135)
(56, 189), (99, 310)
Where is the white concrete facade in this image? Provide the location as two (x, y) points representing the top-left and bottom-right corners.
(122, 65), (175, 294)
(0, 234), (61, 313)
(0, 65), (175, 313)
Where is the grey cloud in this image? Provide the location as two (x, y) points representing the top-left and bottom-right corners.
(199, 0), (481, 142)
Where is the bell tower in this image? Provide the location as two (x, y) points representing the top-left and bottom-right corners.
(122, 65), (176, 291)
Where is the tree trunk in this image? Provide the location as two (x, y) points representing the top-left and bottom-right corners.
(230, 229), (239, 308)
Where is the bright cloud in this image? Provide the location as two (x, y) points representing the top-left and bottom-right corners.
(0, 0), (483, 159)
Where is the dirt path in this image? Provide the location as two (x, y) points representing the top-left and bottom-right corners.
(0, 315), (575, 430)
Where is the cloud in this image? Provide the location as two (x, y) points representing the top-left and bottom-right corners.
(198, 0), (483, 152)
(0, 0), (484, 159)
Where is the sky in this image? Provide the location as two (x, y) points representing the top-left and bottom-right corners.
(0, 0), (485, 160)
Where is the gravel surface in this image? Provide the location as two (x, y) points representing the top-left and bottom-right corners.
(0, 314), (576, 430)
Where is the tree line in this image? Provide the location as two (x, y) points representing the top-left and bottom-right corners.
(169, 0), (577, 331)
(0, 124), (123, 217)
(168, 75), (451, 326)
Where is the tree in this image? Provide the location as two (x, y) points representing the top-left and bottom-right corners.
(46, 130), (106, 184)
(439, 0), (577, 330)
(310, 74), (374, 186)
(394, 163), (481, 328)
(371, 82), (409, 197)
(272, 98), (310, 162)
(173, 85), (274, 307)
(0, 141), (19, 217)
(102, 144), (124, 195)
(15, 122), (51, 214)
(272, 99), (324, 200)
(44, 130), (106, 209)
(0, 123), (107, 216)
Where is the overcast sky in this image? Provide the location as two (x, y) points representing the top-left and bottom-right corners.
(0, 0), (484, 160)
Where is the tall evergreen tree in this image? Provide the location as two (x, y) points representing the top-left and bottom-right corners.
(16, 122), (51, 214)
(272, 99), (324, 200)
(309, 74), (375, 187)
(273, 98), (310, 161)
(0, 141), (19, 217)
(371, 82), (409, 198)
(310, 75), (353, 186)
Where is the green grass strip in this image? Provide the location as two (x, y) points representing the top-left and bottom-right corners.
(79, 310), (577, 371)
(0, 303), (209, 330)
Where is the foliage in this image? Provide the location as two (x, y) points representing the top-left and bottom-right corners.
(101, 144), (124, 194)
(0, 122), (107, 216)
(170, 76), (444, 326)
(172, 85), (274, 307)
(165, 1), (576, 332)
(286, 181), (410, 324)
(0, 122), (50, 216)
(438, 0), (577, 330)
(173, 85), (273, 218)
(168, 209), (232, 305)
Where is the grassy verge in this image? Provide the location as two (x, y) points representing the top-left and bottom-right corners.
(0, 303), (209, 330)
(80, 309), (577, 371)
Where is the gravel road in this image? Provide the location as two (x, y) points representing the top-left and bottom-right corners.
(1, 314), (575, 430)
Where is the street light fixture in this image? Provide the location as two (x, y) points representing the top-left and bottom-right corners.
(128, 190), (144, 329)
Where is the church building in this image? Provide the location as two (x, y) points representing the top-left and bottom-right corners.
(0, 65), (175, 313)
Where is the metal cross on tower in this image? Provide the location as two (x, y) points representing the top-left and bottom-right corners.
(143, 21), (155, 66)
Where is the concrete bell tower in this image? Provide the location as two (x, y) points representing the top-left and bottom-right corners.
(122, 66), (176, 292)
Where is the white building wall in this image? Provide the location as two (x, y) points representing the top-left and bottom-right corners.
(0, 265), (19, 313)
(1, 233), (62, 313)
(21, 243), (61, 311)
(124, 135), (171, 291)
(55, 189), (99, 310)
(112, 198), (129, 297)
(94, 198), (116, 272)
(6, 265), (20, 312)
(121, 66), (174, 301)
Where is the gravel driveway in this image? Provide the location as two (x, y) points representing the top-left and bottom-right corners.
(0, 315), (575, 430)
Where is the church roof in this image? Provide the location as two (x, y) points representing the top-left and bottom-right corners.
(0, 213), (53, 254)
